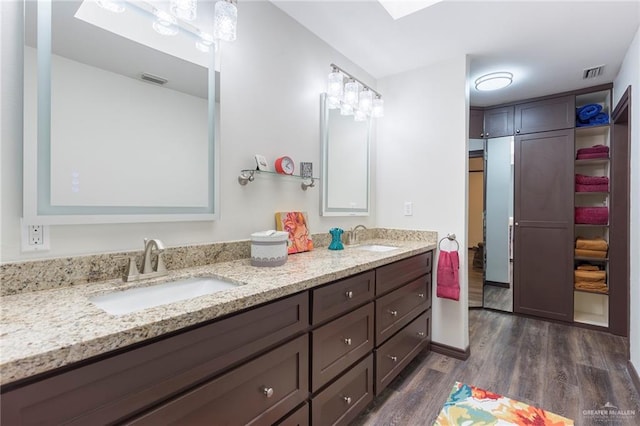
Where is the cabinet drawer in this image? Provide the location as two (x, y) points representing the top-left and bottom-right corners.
(514, 95), (575, 134)
(130, 334), (309, 425)
(311, 303), (374, 392)
(375, 252), (432, 296)
(375, 310), (430, 395)
(376, 274), (431, 345)
(276, 402), (309, 426)
(0, 292), (309, 426)
(312, 271), (374, 325)
(311, 354), (374, 426)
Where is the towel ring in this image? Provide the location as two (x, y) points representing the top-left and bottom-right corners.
(438, 234), (459, 251)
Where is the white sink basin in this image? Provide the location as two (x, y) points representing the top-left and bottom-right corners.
(356, 244), (399, 252)
(90, 277), (239, 315)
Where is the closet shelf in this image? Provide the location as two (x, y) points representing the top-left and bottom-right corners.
(575, 192), (609, 196)
(574, 287), (609, 296)
(575, 223), (609, 228)
(575, 158), (610, 167)
(575, 124), (610, 137)
(574, 256), (608, 262)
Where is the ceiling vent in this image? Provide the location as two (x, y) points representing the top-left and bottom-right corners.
(582, 65), (604, 80)
(140, 72), (168, 85)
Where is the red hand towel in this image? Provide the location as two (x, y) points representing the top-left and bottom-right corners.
(437, 250), (460, 301)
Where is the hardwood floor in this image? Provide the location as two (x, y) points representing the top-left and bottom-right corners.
(468, 249), (483, 308)
(354, 310), (639, 425)
(484, 284), (512, 312)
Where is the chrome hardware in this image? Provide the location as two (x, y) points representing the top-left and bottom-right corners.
(388, 310), (398, 317)
(388, 355), (398, 362)
(344, 338), (352, 345)
(417, 332), (426, 338)
(486, 132), (490, 137)
(263, 387), (274, 398)
(345, 291), (354, 299)
(418, 293), (425, 298)
(480, 133), (484, 137)
(124, 238), (168, 282)
(345, 224), (367, 245)
(343, 396), (352, 404)
(515, 222), (519, 226)
(516, 129), (521, 133)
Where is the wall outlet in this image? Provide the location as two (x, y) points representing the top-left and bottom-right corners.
(21, 219), (50, 252)
(404, 201), (413, 216)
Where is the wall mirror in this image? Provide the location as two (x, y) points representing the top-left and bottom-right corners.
(319, 93), (371, 216)
(23, 0), (219, 224)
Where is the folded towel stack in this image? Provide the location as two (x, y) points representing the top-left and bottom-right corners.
(575, 207), (609, 225)
(576, 104), (609, 127)
(574, 261), (608, 293)
(574, 238), (608, 293)
(576, 144), (609, 160)
(575, 173), (609, 192)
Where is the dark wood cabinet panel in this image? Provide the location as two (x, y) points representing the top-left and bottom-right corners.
(514, 129), (574, 322)
(311, 303), (374, 392)
(0, 292), (309, 426)
(129, 334), (309, 426)
(375, 274), (430, 345)
(276, 403), (309, 426)
(484, 106), (514, 138)
(311, 355), (374, 426)
(375, 310), (430, 395)
(514, 95), (575, 134)
(470, 108), (485, 138)
(312, 271), (374, 325)
(375, 252), (432, 296)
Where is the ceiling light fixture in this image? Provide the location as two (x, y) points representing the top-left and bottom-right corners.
(326, 63), (383, 121)
(475, 72), (513, 91)
(214, 0), (238, 42)
(96, 0), (125, 13)
(170, 0), (197, 21)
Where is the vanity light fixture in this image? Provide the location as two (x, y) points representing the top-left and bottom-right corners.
(195, 31), (217, 53)
(475, 72), (513, 91)
(170, 0), (197, 21)
(214, 0), (238, 42)
(326, 63), (383, 121)
(96, 0), (125, 13)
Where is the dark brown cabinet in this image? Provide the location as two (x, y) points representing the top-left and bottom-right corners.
(514, 129), (575, 321)
(469, 108), (485, 138)
(312, 270), (374, 325)
(484, 106), (514, 138)
(514, 95), (575, 135)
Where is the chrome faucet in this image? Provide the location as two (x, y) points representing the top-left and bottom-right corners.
(345, 225), (367, 245)
(124, 238), (167, 282)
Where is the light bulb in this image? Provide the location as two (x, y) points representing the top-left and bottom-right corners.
(327, 96), (340, 110)
(354, 109), (367, 122)
(344, 80), (359, 107)
(372, 97), (384, 118)
(340, 103), (353, 116)
(327, 70), (344, 99)
(358, 88), (373, 113)
(214, 0), (238, 42)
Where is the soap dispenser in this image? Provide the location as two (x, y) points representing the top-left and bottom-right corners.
(328, 228), (344, 250)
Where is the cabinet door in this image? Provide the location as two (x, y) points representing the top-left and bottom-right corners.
(514, 95), (575, 134)
(469, 108), (485, 138)
(514, 129), (574, 321)
(484, 106), (514, 138)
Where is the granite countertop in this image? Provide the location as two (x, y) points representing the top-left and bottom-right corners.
(0, 238), (435, 386)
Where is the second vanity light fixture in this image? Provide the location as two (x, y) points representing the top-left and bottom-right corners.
(97, 0), (238, 52)
(327, 64), (384, 121)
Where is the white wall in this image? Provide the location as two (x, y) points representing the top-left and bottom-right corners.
(614, 27), (640, 372)
(1, 1), (377, 261)
(376, 56), (470, 351)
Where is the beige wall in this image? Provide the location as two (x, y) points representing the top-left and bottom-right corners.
(468, 157), (484, 248)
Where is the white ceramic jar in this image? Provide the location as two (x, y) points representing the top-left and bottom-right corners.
(250, 230), (289, 267)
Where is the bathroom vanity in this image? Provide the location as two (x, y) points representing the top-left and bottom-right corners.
(1, 237), (434, 425)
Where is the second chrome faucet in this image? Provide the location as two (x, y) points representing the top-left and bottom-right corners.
(124, 238), (167, 282)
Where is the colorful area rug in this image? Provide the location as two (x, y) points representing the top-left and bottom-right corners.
(434, 382), (574, 425)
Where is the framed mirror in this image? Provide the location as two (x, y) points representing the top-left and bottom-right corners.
(319, 93), (371, 216)
(23, 0), (219, 224)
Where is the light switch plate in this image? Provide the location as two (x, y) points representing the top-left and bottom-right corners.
(404, 201), (413, 216)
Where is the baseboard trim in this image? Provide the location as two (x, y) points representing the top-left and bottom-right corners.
(431, 342), (470, 360)
(628, 360), (640, 397)
(485, 281), (510, 289)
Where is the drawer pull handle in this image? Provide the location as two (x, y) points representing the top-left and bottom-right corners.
(343, 396), (352, 405)
(388, 310), (398, 317)
(418, 293), (425, 298)
(388, 355), (398, 362)
(344, 338), (352, 345)
(417, 332), (426, 338)
(345, 291), (354, 299)
(263, 387), (274, 398)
